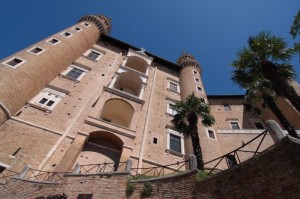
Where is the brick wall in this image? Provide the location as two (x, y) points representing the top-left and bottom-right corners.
(129, 136), (300, 198)
(1, 129), (299, 199)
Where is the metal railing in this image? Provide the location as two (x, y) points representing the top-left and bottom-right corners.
(130, 159), (190, 180)
(0, 170), (19, 184)
(79, 161), (127, 174)
(24, 168), (68, 183)
(204, 130), (268, 174)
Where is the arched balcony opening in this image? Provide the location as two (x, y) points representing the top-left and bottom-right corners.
(114, 72), (143, 97)
(99, 99), (134, 128)
(125, 56), (148, 74)
(76, 131), (124, 169)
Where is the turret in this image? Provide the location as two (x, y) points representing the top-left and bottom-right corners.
(0, 14), (111, 125)
(177, 52), (206, 100)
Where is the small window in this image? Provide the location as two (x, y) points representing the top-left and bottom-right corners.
(0, 166), (6, 174)
(197, 87), (202, 92)
(82, 22), (90, 27)
(226, 154), (238, 168)
(84, 49), (102, 61)
(28, 46), (45, 55)
(167, 102), (177, 115)
(61, 31), (72, 38)
(195, 78), (200, 82)
(168, 81), (179, 93)
(2, 57), (25, 68)
(230, 122), (240, 130)
(153, 137), (158, 144)
(208, 130), (215, 139)
(224, 104), (231, 111)
(66, 68), (84, 80)
(77, 194), (93, 199)
(73, 26), (82, 32)
(254, 122), (264, 129)
(46, 38), (61, 45)
(193, 70), (198, 75)
(61, 65), (87, 81)
(29, 88), (66, 111)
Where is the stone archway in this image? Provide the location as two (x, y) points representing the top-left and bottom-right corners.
(76, 131), (124, 170)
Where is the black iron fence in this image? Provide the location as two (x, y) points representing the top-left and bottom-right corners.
(79, 161), (127, 174)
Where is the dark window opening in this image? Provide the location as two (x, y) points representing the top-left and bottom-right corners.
(230, 122), (240, 130)
(169, 82), (178, 92)
(87, 51), (100, 60)
(63, 32), (71, 37)
(153, 137), (157, 144)
(224, 104), (231, 111)
(39, 98), (48, 104)
(77, 194), (93, 199)
(0, 166), (5, 174)
(30, 47), (43, 54)
(208, 130), (215, 139)
(254, 122), (264, 129)
(49, 38), (59, 44)
(7, 58), (23, 67)
(46, 100), (55, 107)
(103, 118), (111, 122)
(226, 154), (237, 168)
(170, 134), (181, 153)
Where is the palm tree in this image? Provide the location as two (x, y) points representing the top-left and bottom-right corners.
(232, 31), (300, 114)
(232, 31), (299, 138)
(171, 93), (215, 170)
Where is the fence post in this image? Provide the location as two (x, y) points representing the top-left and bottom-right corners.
(125, 159), (132, 173)
(265, 120), (285, 143)
(17, 164), (31, 179)
(72, 163), (81, 174)
(189, 154), (197, 170)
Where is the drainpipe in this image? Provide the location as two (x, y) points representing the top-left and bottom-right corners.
(137, 66), (157, 171)
(37, 52), (123, 171)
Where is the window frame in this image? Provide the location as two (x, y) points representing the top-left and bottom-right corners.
(2, 57), (26, 68)
(61, 65), (88, 81)
(46, 38), (61, 45)
(29, 88), (66, 111)
(72, 26), (82, 32)
(27, 46), (45, 55)
(223, 104), (231, 111)
(196, 86), (203, 92)
(60, 31), (73, 38)
(193, 70), (198, 75)
(167, 129), (185, 155)
(82, 22), (91, 27)
(168, 81), (180, 93)
(167, 102), (177, 116)
(207, 129), (216, 140)
(230, 121), (240, 130)
(83, 49), (103, 61)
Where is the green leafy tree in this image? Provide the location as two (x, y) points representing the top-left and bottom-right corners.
(232, 31), (299, 138)
(171, 93), (215, 170)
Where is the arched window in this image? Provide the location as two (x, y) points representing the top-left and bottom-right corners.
(76, 131), (124, 171)
(114, 72), (143, 97)
(125, 56), (148, 73)
(100, 99), (134, 128)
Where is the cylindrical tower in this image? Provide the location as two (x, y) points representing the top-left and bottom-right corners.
(177, 52), (222, 167)
(0, 14), (111, 125)
(177, 52), (206, 100)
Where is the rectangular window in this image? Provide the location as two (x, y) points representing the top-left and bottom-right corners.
(167, 102), (177, 115)
(254, 122), (264, 129)
(82, 22), (90, 27)
(66, 68), (84, 80)
(170, 134), (181, 153)
(73, 26), (82, 32)
(29, 88), (67, 111)
(87, 51), (100, 60)
(224, 104), (231, 111)
(167, 129), (184, 154)
(2, 57), (25, 68)
(28, 46), (45, 55)
(61, 31), (72, 37)
(230, 122), (240, 130)
(169, 82), (179, 92)
(208, 130), (215, 139)
(226, 154), (238, 168)
(46, 38), (61, 45)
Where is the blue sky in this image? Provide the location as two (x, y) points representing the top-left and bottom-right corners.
(0, 1), (299, 95)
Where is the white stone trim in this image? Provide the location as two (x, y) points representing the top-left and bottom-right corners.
(2, 57), (26, 69)
(46, 38), (61, 45)
(166, 129), (185, 155)
(27, 46), (46, 55)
